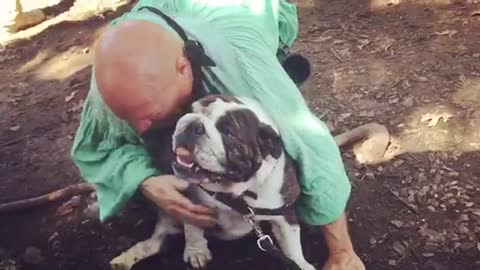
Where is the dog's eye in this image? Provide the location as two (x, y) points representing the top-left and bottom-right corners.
(220, 126), (233, 137)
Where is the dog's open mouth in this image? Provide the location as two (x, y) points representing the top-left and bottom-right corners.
(172, 147), (225, 184)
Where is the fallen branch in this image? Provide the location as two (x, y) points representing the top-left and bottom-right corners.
(0, 136), (29, 148)
(329, 47), (344, 62)
(0, 183), (95, 214)
(388, 190), (418, 214)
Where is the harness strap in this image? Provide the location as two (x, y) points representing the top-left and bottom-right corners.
(138, 6), (215, 100)
(199, 185), (292, 216)
(214, 192), (291, 216)
(199, 185), (301, 269)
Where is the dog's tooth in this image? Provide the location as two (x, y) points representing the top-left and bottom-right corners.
(175, 147), (190, 156)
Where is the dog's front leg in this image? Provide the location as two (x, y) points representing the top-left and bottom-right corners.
(183, 223), (212, 268)
(270, 217), (316, 270)
(110, 213), (178, 270)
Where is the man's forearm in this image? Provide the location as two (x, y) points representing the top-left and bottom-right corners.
(321, 212), (354, 255)
(320, 212), (366, 270)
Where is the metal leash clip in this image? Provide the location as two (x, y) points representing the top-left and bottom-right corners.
(257, 234), (274, 252)
(244, 207), (262, 236)
(244, 207), (274, 252)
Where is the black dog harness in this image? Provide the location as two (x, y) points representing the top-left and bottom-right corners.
(138, 6), (302, 270)
(200, 187), (302, 270)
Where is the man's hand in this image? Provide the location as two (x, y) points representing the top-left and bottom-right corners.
(320, 213), (366, 270)
(322, 251), (365, 270)
(141, 175), (217, 227)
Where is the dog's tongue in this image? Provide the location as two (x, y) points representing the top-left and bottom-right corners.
(175, 147), (194, 165)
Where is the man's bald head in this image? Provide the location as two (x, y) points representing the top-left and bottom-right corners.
(93, 19), (194, 133)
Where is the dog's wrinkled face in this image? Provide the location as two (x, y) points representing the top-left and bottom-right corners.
(172, 95), (282, 184)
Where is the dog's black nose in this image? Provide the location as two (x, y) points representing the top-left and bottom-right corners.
(174, 121), (205, 150)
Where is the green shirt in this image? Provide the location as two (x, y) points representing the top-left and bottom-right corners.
(71, 0), (351, 225)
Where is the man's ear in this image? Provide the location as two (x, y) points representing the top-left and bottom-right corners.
(177, 55), (192, 80)
(257, 123), (283, 159)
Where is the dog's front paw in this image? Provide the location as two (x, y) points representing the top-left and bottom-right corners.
(183, 245), (212, 269)
(297, 261), (316, 270)
(109, 253), (137, 270)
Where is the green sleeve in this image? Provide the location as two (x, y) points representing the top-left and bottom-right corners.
(217, 2), (352, 225)
(71, 76), (158, 222)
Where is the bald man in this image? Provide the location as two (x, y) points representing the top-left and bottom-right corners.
(71, 1), (365, 269)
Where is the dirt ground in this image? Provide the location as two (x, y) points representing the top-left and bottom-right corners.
(1, 0), (480, 270)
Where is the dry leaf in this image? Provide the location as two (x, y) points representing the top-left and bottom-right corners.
(68, 99), (85, 112)
(48, 232), (59, 243)
(422, 252), (435, 257)
(376, 38), (395, 52)
(65, 91), (78, 103)
(9, 125), (21, 131)
(338, 112), (352, 122)
(435, 30), (458, 38)
(317, 35), (333, 42)
(357, 38), (370, 50)
(420, 111), (453, 127)
(471, 10), (480, 17)
(415, 76), (429, 82)
(390, 219), (405, 228)
(392, 241), (407, 256)
(402, 96), (414, 106)
(337, 48), (352, 58)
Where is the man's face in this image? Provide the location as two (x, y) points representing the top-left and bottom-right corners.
(104, 51), (194, 134)
(127, 70), (194, 134)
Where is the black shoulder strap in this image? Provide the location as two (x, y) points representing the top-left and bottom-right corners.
(138, 6), (215, 99)
(199, 186), (291, 216)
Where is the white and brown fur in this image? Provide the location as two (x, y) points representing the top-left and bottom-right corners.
(110, 95), (315, 270)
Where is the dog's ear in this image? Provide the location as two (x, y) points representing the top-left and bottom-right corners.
(257, 123), (283, 159)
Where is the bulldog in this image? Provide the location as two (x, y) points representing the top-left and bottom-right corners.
(110, 94), (316, 270)
(109, 94), (392, 270)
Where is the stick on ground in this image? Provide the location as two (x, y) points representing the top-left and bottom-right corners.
(388, 189), (419, 214)
(0, 183), (95, 214)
